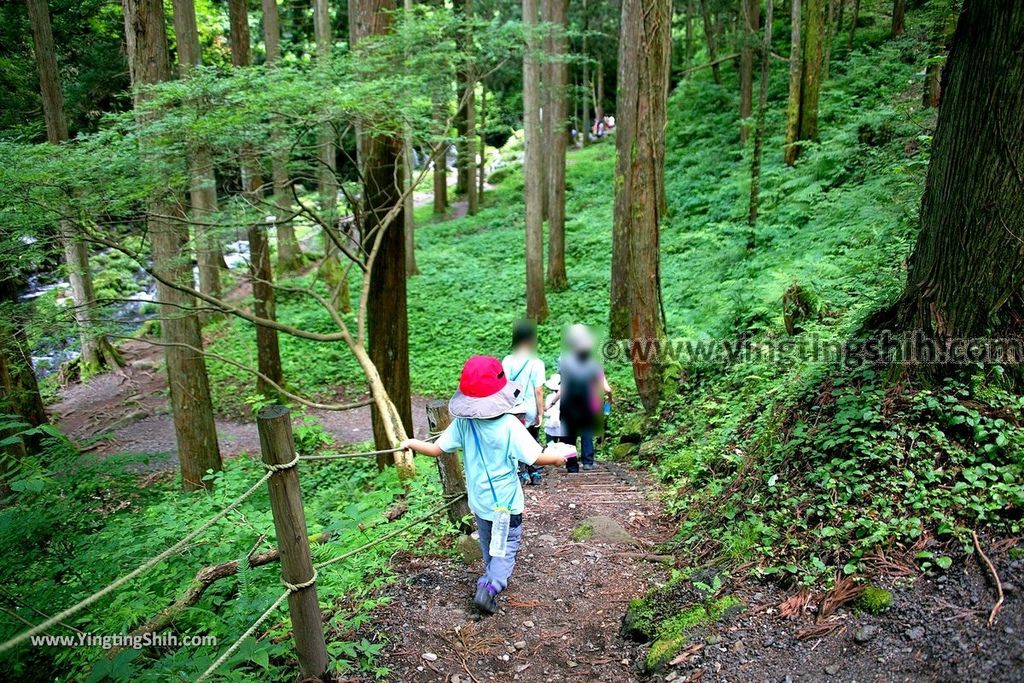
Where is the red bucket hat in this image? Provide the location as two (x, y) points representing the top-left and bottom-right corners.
(449, 355), (525, 419)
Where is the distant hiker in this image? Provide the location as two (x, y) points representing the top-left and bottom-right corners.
(558, 324), (612, 472)
(543, 373), (568, 445)
(502, 320), (546, 486)
(400, 356), (568, 614)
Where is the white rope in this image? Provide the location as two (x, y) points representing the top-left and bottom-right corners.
(281, 568), (318, 593)
(299, 445), (403, 462)
(263, 452), (300, 472)
(0, 469), (274, 655)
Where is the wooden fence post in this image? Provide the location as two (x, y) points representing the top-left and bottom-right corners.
(425, 400), (472, 532)
(257, 406), (329, 681)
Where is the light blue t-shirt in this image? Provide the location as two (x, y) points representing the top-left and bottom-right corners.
(502, 352), (545, 427)
(435, 414), (542, 521)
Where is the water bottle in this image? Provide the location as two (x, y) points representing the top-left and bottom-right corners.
(489, 507), (511, 558)
(603, 401), (612, 416)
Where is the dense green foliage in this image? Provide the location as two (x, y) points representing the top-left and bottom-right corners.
(0, 431), (452, 681)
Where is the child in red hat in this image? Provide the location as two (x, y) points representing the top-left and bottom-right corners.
(401, 355), (568, 614)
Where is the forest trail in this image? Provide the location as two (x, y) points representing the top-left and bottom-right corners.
(50, 340), (433, 467)
(359, 462), (1024, 683)
(362, 461), (676, 683)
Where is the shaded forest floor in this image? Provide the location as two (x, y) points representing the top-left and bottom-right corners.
(354, 460), (1023, 683)
(49, 340), (433, 469)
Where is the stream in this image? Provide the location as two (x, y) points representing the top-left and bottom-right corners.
(21, 240), (252, 378)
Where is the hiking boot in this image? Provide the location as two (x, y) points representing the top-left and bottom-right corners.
(530, 472), (543, 486)
(474, 581), (499, 615)
(582, 463), (596, 471)
(519, 472), (531, 486)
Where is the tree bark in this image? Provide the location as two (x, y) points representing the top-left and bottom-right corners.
(823, 0), (840, 81)
(739, 0), (760, 143)
(478, 81), (487, 199)
(922, 4), (956, 109)
(314, 0), (342, 282)
(614, 0), (671, 412)
(351, 0), (415, 463)
(891, 1), (1024, 361)
(402, 0), (419, 276)
(891, 0), (906, 38)
(123, 0), (222, 490)
(699, 0), (721, 85)
(846, 0), (860, 52)
(262, 0), (304, 273)
(748, 0), (774, 239)
(27, 0), (120, 378)
(523, 0), (549, 322)
(171, 0), (223, 307)
(798, 0), (825, 143)
(685, 0), (695, 72)
(545, 0), (569, 291)
(229, 0), (285, 399)
(783, 0), (802, 165)
(581, 0), (591, 146)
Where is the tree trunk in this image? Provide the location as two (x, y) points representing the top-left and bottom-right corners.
(891, 0), (906, 38)
(783, 0), (802, 165)
(546, 0), (569, 291)
(846, 0), (860, 51)
(922, 4), (956, 109)
(739, 0), (760, 143)
(523, 0), (549, 322)
(263, 0), (304, 274)
(798, 0), (825, 143)
(823, 0), (841, 81)
(595, 58), (605, 124)
(351, 0), (415, 465)
(123, 0), (222, 491)
(748, 0), (774, 239)
(229, 0), (285, 399)
(399, 0), (419, 275)
(614, 0), (671, 412)
(891, 2), (1024, 364)
(171, 0), (223, 307)
(314, 0), (341, 281)
(685, 0), (695, 72)
(27, 0), (120, 378)
(699, 0), (721, 85)
(478, 81), (486, 200)
(581, 0), (591, 146)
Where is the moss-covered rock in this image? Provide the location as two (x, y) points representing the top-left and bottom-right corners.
(571, 522), (594, 542)
(610, 442), (638, 461)
(643, 595), (744, 673)
(617, 414), (646, 444)
(856, 585), (893, 614)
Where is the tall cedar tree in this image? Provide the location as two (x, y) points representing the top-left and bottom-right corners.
(314, 0), (342, 284)
(122, 0), (222, 490)
(523, 0), (549, 322)
(546, 0), (569, 290)
(739, 0), (760, 143)
(171, 0), (222, 306)
(612, 0), (671, 411)
(892, 0), (906, 37)
(26, 0), (121, 377)
(262, 0), (305, 272)
(228, 0), (285, 398)
(747, 0), (773, 236)
(403, 0), (419, 275)
(459, 0), (478, 214)
(698, 0), (721, 85)
(350, 0), (416, 458)
(890, 1), (1024, 368)
(783, 0), (802, 165)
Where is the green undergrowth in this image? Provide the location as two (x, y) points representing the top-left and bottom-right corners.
(622, 569), (743, 673)
(0, 433), (457, 681)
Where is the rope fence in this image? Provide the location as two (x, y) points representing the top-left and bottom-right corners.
(0, 402), (468, 683)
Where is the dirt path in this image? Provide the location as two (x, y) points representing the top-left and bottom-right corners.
(359, 462), (677, 683)
(358, 461), (1022, 683)
(50, 340), (434, 469)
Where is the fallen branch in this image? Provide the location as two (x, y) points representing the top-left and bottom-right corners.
(971, 530), (1004, 627)
(119, 532), (332, 644)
